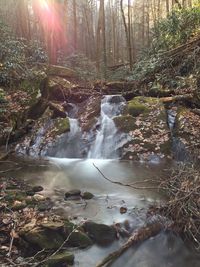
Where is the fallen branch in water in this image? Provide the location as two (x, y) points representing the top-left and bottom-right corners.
(93, 163), (161, 190)
(96, 222), (166, 267)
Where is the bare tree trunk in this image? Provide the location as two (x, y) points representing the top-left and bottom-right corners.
(15, 0), (30, 40)
(120, 0), (133, 70)
(166, 0), (170, 15)
(73, 0), (77, 51)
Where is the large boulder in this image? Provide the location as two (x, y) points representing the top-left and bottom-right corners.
(16, 108), (70, 156)
(114, 97), (171, 161)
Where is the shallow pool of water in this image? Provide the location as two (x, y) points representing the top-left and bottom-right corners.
(1, 157), (199, 266)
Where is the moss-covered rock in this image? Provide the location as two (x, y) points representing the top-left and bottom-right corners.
(117, 96), (171, 161)
(21, 227), (64, 249)
(68, 230), (93, 248)
(52, 117), (70, 135)
(127, 96), (160, 117)
(46, 251), (74, 267)
(113, 115), (136, 133)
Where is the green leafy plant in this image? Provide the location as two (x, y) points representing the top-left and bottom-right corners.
(152, 7), (200, 52)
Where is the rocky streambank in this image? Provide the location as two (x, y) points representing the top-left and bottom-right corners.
(0, 172), (124, 266)
(0, 64), (200, 161)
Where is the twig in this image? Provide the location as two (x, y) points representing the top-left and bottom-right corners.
(93, 163), (160, 190)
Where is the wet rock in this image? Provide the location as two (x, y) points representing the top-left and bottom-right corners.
(26, 191), (35, 196)
(68, 230), (93, 248)
(120, 207), (127, 214)
(21, 227), (64, 249)
(46, 251), (74, 267)
(81, 192), (94, 200)
(53, 117), (70, 135)
(108, 95), (126, 104)
(65, 189), (81, 199)
(32, 186), (44, 193)
(83, 221), (116, 246)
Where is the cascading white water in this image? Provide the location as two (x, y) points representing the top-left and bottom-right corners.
(88, 95), (126, 159)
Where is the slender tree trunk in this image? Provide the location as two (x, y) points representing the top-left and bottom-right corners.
(120, 0), (133, 70)
(73, 0), (77, 51)
(15, 0), (30, 40)
(166, 0), (170, 15)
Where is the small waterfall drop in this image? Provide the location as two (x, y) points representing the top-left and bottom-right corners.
(88, 95), (126, 159)
(47, 117), (82, 158)
(167, 107), (190, 161)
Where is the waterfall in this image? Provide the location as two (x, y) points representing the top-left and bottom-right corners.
(47, 118), (82, 158)
(88, 95), (126, 159)
(167, 108), (190, 161)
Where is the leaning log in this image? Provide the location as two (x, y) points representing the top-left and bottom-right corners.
(96, 222), (167, 267)
(160, 94), (193, 103)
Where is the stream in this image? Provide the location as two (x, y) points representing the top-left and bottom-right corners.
(2, 157), (200, 267)
(2, 95), (200, 266)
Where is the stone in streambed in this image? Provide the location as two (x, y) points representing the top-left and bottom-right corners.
(83, 221), (116, 246)
(65, 189), (81, 199)
(32, 186), (44, 193)
(26, 191), (35, 196)
(81, 192), (94, 200)
(67, 230), (93, 248)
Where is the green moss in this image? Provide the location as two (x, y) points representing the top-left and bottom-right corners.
(23, 227), (64, 249)
(68, 231), (93, 248)
(128, 96), (160, 117)
(53, 118), (70, 135)
(113, 115), (136, 132)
